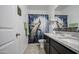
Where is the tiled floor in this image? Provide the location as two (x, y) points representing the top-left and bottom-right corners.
(24, 43), (45, 54)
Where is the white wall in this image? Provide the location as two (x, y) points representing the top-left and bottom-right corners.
(27, 10), (48, 14)
(27, 5), (49, 14)
(48, 5), (58, 20)
(55, 11), (64, 15)
(16, 5), (28, 53)
(48, 6), (58, 33)
(0, 5), (28, 54)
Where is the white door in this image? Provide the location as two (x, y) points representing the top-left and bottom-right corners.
(0, 5), (20, 54)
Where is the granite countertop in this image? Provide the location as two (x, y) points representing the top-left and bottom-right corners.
(44, 32), (79, 53)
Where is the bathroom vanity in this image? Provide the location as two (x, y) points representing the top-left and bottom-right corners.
(44, 32), (79, 54)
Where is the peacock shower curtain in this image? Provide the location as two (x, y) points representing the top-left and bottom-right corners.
(28, 14), (49, 43)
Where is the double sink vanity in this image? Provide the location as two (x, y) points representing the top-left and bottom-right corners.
(44, 31), (79, 54)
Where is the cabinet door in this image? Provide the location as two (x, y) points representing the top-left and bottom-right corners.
(44, 42), (49, 54)
(49, 46), (58, 54)
(50, 39), (76, 54)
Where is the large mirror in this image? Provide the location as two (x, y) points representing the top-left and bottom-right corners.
(54, 5), (79, 32)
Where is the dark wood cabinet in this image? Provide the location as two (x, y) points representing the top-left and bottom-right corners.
(50, 38), (76, 54)
(49, 46), (58, 54)
(44, 35), (49, 54)
(44, 35), (76, 54)
(44, 43), (49, 54)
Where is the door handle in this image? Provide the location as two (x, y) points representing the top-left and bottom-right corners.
(16, 33), (20, 37)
